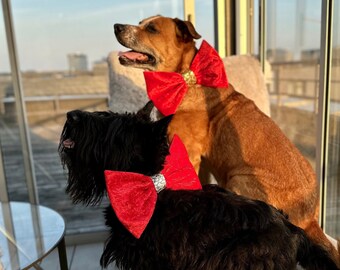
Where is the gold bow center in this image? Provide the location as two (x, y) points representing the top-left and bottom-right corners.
(182, 70), (197, 86)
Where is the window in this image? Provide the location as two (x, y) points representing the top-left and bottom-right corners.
(266, 0), (321, 172)
(263, 0), (340, 238)
(1, 0), (339, 243)
(1, 0), (184, 238)
(325, 0), (340, 236)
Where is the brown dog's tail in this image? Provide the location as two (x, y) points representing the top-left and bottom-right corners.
(298, 220), (340, 269)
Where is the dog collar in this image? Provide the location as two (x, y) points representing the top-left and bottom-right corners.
(104, 135), (202, 239)
(143, 40), (229, 116)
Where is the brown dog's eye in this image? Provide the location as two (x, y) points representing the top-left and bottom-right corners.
(145, 23), (158, 34)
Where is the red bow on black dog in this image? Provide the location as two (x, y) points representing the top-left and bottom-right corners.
(144, 40), (229, 116)
(104, 135), (202, 238)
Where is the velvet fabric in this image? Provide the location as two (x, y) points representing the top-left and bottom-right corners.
(143, 40), (229, 116)
(104, 135), (202, 238)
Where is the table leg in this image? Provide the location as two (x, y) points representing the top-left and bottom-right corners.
(57, 237), (68, 270)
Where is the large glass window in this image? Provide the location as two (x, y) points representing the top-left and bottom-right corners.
(266, 0), (322, 170)
(265, 0), (340, 238)
(2, 0), (340, 242)
(325, 0), (340, 237)
(1, 0), (185, 237)
(195, 0), (214, 47)
(0, 3), (29, 202)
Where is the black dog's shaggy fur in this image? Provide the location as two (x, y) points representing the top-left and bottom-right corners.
(59, 102), (339, 270)
(59, 101), (169, 205)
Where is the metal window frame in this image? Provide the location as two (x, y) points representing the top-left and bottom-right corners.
(214, 0), (236, 57)
(1, 0), (38, 205)
(316, 0), (334, 229)
(258, 0), (334, 229)
(0, 148), (9, 202)
(259, 0), (266, 73)
(235, 0), (254, 55)
(183, 0), (195, 24)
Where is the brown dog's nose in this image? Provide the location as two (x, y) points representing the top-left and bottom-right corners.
(114, 24), (126, 34)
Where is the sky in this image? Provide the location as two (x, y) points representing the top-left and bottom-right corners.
(0, 0), (214, 72)
(0, 0), (336, 73)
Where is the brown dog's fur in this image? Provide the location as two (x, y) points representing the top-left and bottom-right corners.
(114, 15), (340, 266)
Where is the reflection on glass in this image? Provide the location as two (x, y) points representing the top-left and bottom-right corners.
(266, 0), (340, 238)
(0, 5), (29, 202)
(266, 0), (322, 169)
(2, 0), (185, 236)
(325, 0), (340, 238)
(195, 0), (214, 47)
(253, 0), (260, 56)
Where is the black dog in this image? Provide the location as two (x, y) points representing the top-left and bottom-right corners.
(59, 102), (339, 270)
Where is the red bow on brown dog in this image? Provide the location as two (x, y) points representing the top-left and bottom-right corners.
(104, 135), (202, 238)
(144, 40), (229, 115)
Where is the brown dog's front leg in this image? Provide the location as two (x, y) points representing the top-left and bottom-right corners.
(187, 149), (202, 173)
(167, 111), (208, 176)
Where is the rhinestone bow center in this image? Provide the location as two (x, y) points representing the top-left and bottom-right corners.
(151, 174), (166, 193)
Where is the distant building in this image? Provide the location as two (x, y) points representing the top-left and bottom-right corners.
(301, 49), (320, 61)
(267, 49), (293, 62)
(92, 58), (108, 76)
(334, 46), (340, 60)
(67, 53), (88, 73)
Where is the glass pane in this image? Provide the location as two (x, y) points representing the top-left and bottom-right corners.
(253, 0), (260, 56)
(195, 0), (214, 47)
(0, 4), (29, 202)
(325, 0), (340, 238)
(266, 0), (322, 170)
(9, 0), (184, 236)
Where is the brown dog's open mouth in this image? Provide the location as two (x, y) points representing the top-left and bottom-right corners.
(118, 50), (156, 66)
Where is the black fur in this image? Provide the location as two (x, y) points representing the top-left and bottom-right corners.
(59, 101), (170, 205)
(59, 102), (339, 270)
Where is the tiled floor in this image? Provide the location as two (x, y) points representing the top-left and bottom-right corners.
(39, 242), (119, 270)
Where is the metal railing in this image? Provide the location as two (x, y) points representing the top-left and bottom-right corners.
(0, 94), (109, 125)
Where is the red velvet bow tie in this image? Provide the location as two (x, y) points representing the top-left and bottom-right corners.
(104, 135), (202, 239)
(143, 40), (229, 116)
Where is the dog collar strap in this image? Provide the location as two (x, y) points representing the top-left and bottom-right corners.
(104, 135), (202, 239)
(144, 40), (229, 116)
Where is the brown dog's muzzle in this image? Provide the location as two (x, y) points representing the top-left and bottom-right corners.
(114, 23), (127, 35)
(113, 23), (157, 69)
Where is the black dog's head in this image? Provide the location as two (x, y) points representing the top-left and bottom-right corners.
(58, 101), (172, 205)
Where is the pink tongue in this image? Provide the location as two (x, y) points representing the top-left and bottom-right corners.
(118, 51), (148, 61)
(63, 139), (75, 148)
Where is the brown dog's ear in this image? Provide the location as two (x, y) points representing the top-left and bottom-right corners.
(173, 18), (201, 42)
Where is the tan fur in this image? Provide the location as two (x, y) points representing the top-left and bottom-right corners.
(114, 15), (340, 266)
(107, 51), (271, 116)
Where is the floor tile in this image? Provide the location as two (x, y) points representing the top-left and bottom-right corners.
(69, 243), (104, 270)
(39, 245), (74, 270)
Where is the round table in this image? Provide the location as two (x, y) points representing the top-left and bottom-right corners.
(0, 201), (68, 270)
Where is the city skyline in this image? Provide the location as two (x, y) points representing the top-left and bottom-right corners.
(0, 0), (336, 73)
(0, 0), (195, 72)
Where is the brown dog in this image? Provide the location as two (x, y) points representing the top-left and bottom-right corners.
(114, 15), (340, 265)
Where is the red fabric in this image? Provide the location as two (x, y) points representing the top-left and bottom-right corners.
(162, 135), (202, 190)
(104, 135), (202, 239)
(144, 40), (229, 115)
(104, 170), (157, 238)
